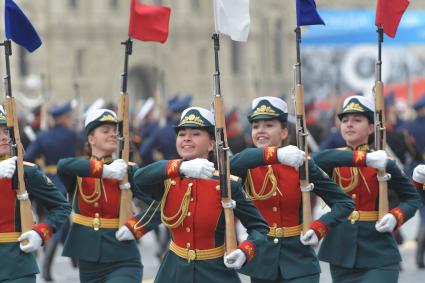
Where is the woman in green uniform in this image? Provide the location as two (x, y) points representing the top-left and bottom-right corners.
(314, 95), (422, 283)
(57, 108), (159, 283)
(230, 96), (355, 283)
(133, 106), (269, 283)
(0, 105), (71, 283)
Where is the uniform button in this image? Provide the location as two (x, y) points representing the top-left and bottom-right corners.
(188, 212), (191, 216)
(188, 182), (193, 187)
(272, 192), (277, 196)
(268, 165), (272, 168)
(94, 213), (100, 218)
(187, 243), (191, 248)
(272, 223), (277, 227)
(190, 198), (194, 202)
(171, 180), (176, 185)
(216, 185), (220, 191)
(272, 207), (278, 212)
(94, 202), (99, 208)
(186, 227), (191, 232)
(352, 194), (356, 199)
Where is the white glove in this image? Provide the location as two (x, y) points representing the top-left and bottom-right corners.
(277, 145), (305, 168)
(115, 225), (135, 241)
(18, 230), (43, 253)
(413, 164), (425, 184)
(224, 249), (246, 269)
(179, 158), (214, 179)
(0, 156), (17, 179)
(300, 229), (319, 246)
(102, 159), (127, 180)
(375, 213), (397, 233)
(366, 150), (388, 170)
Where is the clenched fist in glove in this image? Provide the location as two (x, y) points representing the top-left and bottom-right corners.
(179, 158), (215, 179)
(366, 150), (388, 171)
(300, 229), (319, 246)
(0, 156), (17, 179)
(375, 213), (397, 233)
(413, 164), (425, 184)
(277, 145), (306, 168)
(102, 159), (127, 180)
(18, 230), (43, 253)
(224, 249), (246, 269)
(115, 225), (135, 241)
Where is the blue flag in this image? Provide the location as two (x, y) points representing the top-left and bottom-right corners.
(5, 0), (42, 52)
(296, 0), (325, 27)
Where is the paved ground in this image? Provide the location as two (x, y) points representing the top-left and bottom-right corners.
(36, 212), (425, 283)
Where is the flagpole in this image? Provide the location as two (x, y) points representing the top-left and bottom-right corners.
(293, 27), (313, 234)
(374, 27), (389, 220)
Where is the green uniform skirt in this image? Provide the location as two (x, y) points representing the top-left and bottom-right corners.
(251, 273), (319, 283)
(330, 264), (399, 283)
(78, 259), (142, 283)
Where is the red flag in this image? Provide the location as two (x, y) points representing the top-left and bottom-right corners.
(375, 0), (409, 38)
(128, 0), (171, 43)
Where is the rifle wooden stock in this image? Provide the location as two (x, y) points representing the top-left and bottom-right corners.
(374, 81), (389, 219)
(214, 95), (237, 254)
(294, 84), (312, 234)
(117, 93), (133, 226)
(5, 97), (34, 237)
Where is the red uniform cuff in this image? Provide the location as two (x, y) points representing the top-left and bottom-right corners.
(238, 240), (256, 262)
(90, 160), (103, 178)
(413, 180), (425, 190)
(263, 147), (278, 164)
(165, 159), (183, 178)
(125, 216), (145, 240)
(310, 220), (328, 240)
(33, 223), (53, 245)
(353, 151), (367, 167)
(389, 208), (405, 228)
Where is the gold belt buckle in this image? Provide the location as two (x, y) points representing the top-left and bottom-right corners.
(93, 213), (100, 231)
(275, 227), (284, 238)
(187, 249), (196, 262)
(349, 211), (360, 224)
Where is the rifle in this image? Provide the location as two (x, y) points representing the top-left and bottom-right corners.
(374, 27), (389, 220)
(117, 38), (133, 226)
(1, 39), (34, 239)
(293, 27), (313, 234)
(212, 33), (237, 254)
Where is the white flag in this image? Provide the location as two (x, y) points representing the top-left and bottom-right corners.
(213, 0), (250, 42)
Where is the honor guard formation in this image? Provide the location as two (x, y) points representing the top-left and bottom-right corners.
(1, 0), (425, 283)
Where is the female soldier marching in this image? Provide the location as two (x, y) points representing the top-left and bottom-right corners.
(0, 105), (71, 282)
(314, 95), (421, 283)
(133, 106), (269, 283)
(230, 96), (355, 283)
(57, 108), (159, 283)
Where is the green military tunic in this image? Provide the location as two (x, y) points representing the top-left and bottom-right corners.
(314, 147), (422, 283)
(230, 147), (354, 282)
(0, 162), (71, 282)
(133, 159), (269, 283)
(57, 157), (160, 283)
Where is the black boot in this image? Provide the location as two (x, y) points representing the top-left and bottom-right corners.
(42, 239), (58, 281)
(416, 227), (425, 269)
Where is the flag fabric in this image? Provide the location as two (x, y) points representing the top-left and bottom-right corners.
(213, 0), (250, 42)
(296, 0), (325, 27)
(128, 0), (171, 43)
(375, 0), (409, 38)
(4, 0), (42, 52)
